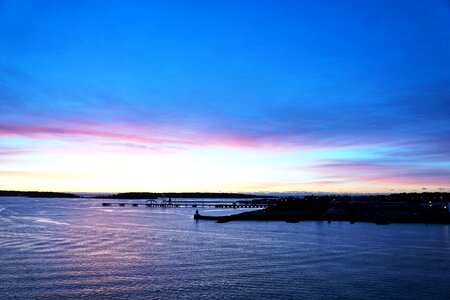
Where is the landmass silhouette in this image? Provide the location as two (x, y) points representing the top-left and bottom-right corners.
(2, 190), (449, 224)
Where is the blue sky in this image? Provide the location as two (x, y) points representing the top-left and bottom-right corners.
(0, 0), (449, 192)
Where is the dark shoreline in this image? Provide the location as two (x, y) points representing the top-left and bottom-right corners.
(2, 190), (450, 224)
(0, 190), (271, 199)
(0, 190), (80, 198)
(194, 209), (450, 224)
(92, 192), (273, 200)
(194, 193), (450, 224)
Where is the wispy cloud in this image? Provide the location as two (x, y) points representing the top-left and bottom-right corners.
(0, 170), (86, 180)
(313, 159), (450, 187)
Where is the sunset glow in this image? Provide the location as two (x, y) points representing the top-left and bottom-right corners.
(1, 0), (449, 193)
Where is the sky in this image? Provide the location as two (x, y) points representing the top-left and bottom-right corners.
(0, 0), (449, 193)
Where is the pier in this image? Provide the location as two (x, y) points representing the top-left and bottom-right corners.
(101, 200), (268, 209)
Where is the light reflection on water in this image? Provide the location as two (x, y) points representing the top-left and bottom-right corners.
(0, 197), (449, 299)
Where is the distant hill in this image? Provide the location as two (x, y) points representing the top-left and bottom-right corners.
(93, 192), (273, 199)
(0, 190), (80, 198)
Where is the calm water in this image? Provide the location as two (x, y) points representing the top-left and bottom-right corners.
(0, 197), (449, 299)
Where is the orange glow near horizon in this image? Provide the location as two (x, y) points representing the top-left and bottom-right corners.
(1, 136), (448, 194)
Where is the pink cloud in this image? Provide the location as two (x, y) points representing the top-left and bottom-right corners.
(0, 122), (209, 152)
(0, 121), (332, 152)
(313, 160), (450, 187)
(0, 170), (84, 179)
(0, 149), (31, 156)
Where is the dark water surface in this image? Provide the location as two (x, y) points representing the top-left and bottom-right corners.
(0, 197), (449, 299)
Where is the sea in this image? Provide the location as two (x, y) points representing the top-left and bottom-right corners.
(0, 197), (449, 299)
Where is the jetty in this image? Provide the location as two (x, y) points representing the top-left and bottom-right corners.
(101, 199), (268, 209)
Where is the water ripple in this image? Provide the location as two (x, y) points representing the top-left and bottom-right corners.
(0, 197), (450, 299)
